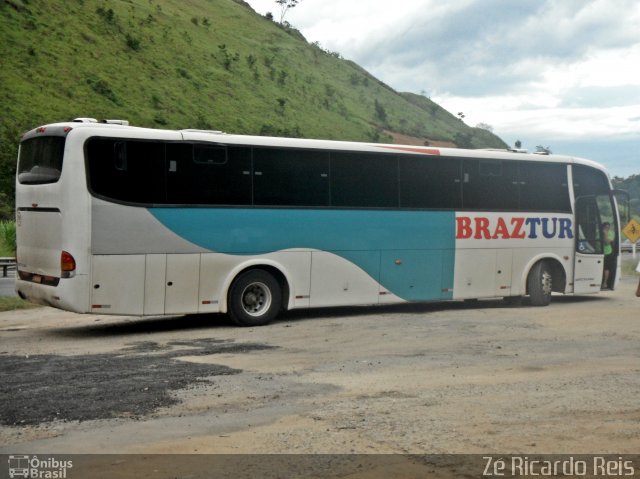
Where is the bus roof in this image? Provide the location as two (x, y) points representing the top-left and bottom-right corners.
(24, 120), (610, 176)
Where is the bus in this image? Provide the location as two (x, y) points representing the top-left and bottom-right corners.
(15, 119), (622, 326)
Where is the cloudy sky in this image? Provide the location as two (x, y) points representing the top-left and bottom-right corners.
(245, 0), (639, 177)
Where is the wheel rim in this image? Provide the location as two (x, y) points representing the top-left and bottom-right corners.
(541, 270), (552, 295)
(241, 281), (272, 317)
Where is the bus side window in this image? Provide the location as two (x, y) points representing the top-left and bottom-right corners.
(166, 144), (252, 206)
(399, 156), (461, 209)
(86, 138), (166, 204)
(462, 159), (517, 210)
(254, 148), (329, 207)
(331, 152), (398, 208)
(123, 140), (166, 203)
(194, 145), (227, 165)
(519, 162), (570, 212)
(113, 142), (127, 171)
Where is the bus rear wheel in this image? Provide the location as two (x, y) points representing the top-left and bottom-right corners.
(228, 270), (282, 326)
(527, 260), (552, 306)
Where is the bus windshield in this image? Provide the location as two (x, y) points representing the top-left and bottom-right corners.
(18, 136), (65, 184)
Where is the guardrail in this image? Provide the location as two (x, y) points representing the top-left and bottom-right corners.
(621, 240), (640, 259)
(0, 257), (16, 277)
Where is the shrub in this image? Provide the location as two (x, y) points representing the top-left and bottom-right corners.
(86, 77), (120, 104)
(218, 44), (239, 71)
(125, 33), (141, 51)
(96, 7), (117, 25)
(0, 220), (16, 257)
(374, 99), (387, 123)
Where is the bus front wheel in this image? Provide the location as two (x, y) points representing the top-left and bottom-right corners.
(228, 269), (282, 326)
(527, 261), (552, 306)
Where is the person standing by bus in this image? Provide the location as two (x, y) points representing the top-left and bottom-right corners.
(601, 222), (615, 290)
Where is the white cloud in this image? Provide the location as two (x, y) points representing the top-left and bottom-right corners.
(245, 0), (640, 176)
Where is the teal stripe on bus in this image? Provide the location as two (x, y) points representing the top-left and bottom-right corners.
(149, 208), (456, 301)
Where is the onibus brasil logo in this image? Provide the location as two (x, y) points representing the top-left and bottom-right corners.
(8, 455), (73, 478)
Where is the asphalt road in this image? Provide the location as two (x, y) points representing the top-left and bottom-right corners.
(0, 273), (16, 297)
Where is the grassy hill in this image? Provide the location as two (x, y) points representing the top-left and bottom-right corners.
(612, 175), (640, 220)
(0, 0), (507, 217)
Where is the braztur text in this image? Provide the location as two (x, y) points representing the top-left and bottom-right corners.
(456, 216), (573, 240)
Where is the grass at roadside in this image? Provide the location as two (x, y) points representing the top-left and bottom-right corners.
(0, 220), (15, 256)
(622, 257), (639, 276)
(0, 297), (42, 312)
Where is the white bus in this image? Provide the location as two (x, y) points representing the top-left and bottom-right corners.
(15, 119), (622, 326)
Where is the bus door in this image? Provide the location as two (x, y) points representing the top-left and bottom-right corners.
(573, 195), (604, 293)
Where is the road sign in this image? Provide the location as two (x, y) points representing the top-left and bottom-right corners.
(622, 219), (640, 243)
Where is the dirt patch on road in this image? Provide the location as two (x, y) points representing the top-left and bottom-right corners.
(0, 338), (274, 425)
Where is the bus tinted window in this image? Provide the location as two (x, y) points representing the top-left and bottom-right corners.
(462, 159), (518, 210)
(519, 162), (570, 212)
(167, 144), (252, 205)
(458, 159), (571, 212)
(18, 136), (65, 184)
(399, 156), (462, 209)
(85, 137), (577, 213)
(572, 164), (610, 197)
(254, 148), (329, 206)
(87, 139), (166, 203)
(331, 153), (398, 207)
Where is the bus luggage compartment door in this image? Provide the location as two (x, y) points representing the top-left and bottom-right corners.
(144, 254), (167, 315)
(453, 249), (513, 299)
(91, 255), (145, 314)
(164, 254), (201, 314)
(380, 250), (452, 301)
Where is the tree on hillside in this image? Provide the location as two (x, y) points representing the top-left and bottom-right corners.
(276, 0), (301, 24)
(374, 99), (387, 124)
(454, 132), (472, 148)
(475, 122), (493, 132)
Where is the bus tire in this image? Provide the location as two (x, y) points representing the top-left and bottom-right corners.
(228, 269), (282, 326)
(527, 261), (552, 306)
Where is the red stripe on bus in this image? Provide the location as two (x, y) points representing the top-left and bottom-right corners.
(379, 146), (441, 155)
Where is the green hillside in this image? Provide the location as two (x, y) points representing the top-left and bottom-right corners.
(612, 175), (640, 220)
(0, 0), (507, 217)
